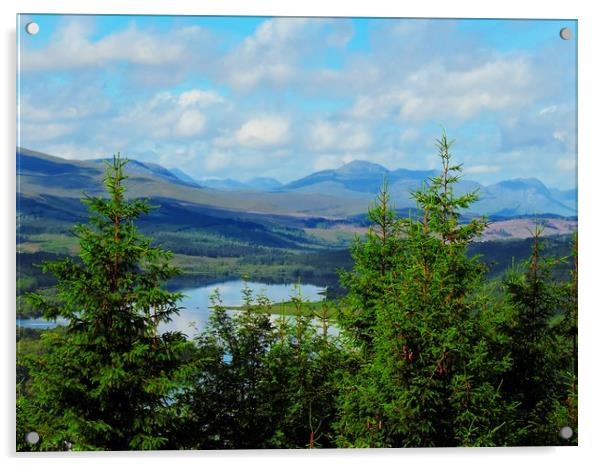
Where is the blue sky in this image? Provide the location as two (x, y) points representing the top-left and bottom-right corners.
(17, 15), (577, 188)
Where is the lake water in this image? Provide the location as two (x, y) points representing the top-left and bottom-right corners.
(17, 280), (326, 338)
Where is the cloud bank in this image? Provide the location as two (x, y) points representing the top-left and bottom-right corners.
(18, 15), (577, 188)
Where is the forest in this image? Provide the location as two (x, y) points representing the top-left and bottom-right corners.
(16, 133), (578, 450)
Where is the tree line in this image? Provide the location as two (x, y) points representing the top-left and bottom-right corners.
(17, 134), (577, 450)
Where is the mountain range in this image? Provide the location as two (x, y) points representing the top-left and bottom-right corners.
(17, 148), (577, 219)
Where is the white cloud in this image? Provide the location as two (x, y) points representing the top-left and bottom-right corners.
(178, 90), (224, 107)
(347, 58), (537, 123)
(557, 157), (576, 171)
(17, 17), (577, 187)
(539, 105), (558, 116)
(174, 110), (206, 138)
(110, 88), (221, 140)
(221, 18), (309, 91)
(309, 123), (337, 150)
(21, 20), (210, 72)
(34, 141), (115, 160)
(345, 131), (372, 152)
(500, 103), (576, 153)
(226, 116), (291, 149)
(19, 83), (112, 122)
(18, 86), (222, 161)
(313, 154), (341, 171)
(309, 121), (372, 152)
(203, 151), (232, 172)
(399, 128), (420, 142)
(220, 17), (357, 92)
(19, 122), (76, 141)
(326, 22), (353, 47)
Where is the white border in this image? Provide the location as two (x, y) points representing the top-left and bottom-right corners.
(2, 1), (600, 465)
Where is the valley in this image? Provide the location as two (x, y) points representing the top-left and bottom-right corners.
(17, 147), (577, 318)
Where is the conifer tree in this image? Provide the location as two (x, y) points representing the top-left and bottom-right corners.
(178, 284), (344, 449)
(338, 179), (403, 351)
(19, 155), (189, 451)
(501, 226), (574, 444)
(265, 285), (343, 448)
(179, 285), (277, 449)
(552, 232), (578, 445)
(335, 132), (519, 447)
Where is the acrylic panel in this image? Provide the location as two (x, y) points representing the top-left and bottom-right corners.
(16, 14), (578, 451)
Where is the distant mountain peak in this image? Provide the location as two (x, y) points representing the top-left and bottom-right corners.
(17, 147), (577, 218)
(337, 160), (389, 175)
(170, 167), (201, 187)
(493, 178), (549, 194)
(87, 157), (200, 188)
(245, 177), (283, 190)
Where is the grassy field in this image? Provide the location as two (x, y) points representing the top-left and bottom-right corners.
(16, 204), (575, 320)
(18, 233), (80, 255)
(302, 227), (358, 247)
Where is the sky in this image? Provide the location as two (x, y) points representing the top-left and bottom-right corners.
(17, 15), (577, 188)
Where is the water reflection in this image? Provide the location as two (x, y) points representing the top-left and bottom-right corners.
(18, 280), (326, 338)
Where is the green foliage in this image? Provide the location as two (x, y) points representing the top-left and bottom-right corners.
(264, 286), (345, 448)
(173, 283), (343, 449)
(499, 228), (578, 445)
(335, 132), (521, 447)
(18, 155), (191, 451)
(338, 178), (404, 351)
(16, 136), (578, 450)
(181, 284), (277, 449)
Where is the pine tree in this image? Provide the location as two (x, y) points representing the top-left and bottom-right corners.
(179, 284), (277, 449)
(176, 283), (344, 449)
(265, 285), (343, 448)
(18, 155), (190, 451)
(501, 226), (574, 444)
(335, 132), (518, 447)
(338, 179), (404, 352)
(554, 232), (578, 444)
